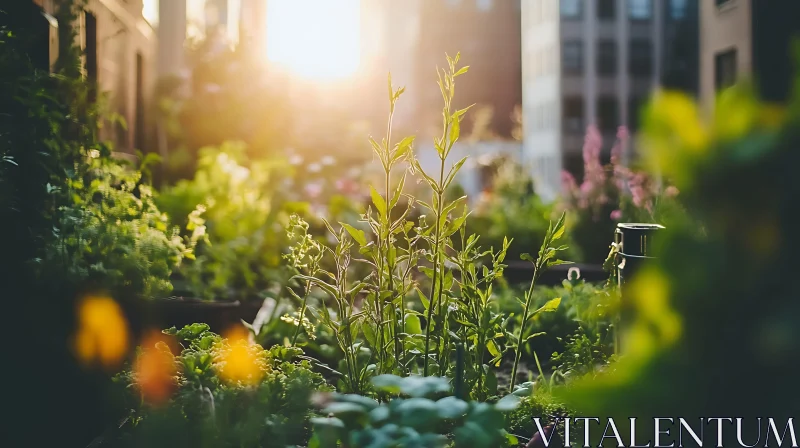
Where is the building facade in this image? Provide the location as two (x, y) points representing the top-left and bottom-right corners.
(34, 0), (157, 155)
(521, 0), (698, 200)
(700, 0), (800, 110)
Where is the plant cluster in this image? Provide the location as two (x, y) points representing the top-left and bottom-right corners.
(42, 152), (200, 298)
(468, 158), (579, 263)
(158, 143), (301, 300)
(107, 323), (331, 447)
(282, 55), (570, 403)
(310, 374), (520, 448)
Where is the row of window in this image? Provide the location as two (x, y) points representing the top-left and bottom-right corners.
(560, 0), (690, 21)
(562, 96), (644, 134)
(561, 40), (653, 77)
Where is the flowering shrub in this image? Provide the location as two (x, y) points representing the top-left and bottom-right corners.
(560, 125), (685, 261)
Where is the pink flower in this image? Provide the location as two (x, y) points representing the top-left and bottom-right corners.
(561, 171), (578, 193)
(616, 126), (629, 142)
(582, 125), (603, 166)
(610, 209), (622, 220)
(664, 185), (680, 197)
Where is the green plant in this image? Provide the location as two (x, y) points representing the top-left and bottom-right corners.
(468, 159), (578, 262)
(42, 153), (199, 298)
(550, 327), (614, 382)
(508, 213), (569, 390)
(310, 374), (520, 448)
(109, 323), (331, 447)
(291, 55), (573, 402)
(157, 143), (304, 300)
(504, 389), (572, 444)
(448, 233), (510, 401)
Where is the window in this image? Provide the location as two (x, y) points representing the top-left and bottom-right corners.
(562, 41), (583, 75)
(598, 0), (616, 20)
(715, 48), (737, 91)
(670, 0), (688, 19)
(628, 0), (652, 20)
(629, 40), (652, 76)
(84, 11), (98, 84)
(628, 97), (644, 132)
(560, 0), (582, 18)
(563, 97), (584, 134)
(598, 97), (619, 133)
(563, 153), (584, 181)
(597, 40), (617, 76)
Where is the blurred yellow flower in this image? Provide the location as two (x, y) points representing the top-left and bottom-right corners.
(134, 332), (179, 404)
(214, 326), (268, 386)
(714, 85), (759, 140)
(74, 295), (129, 370)
(627, 267), (682, 350)
(655, 91), (709, 152)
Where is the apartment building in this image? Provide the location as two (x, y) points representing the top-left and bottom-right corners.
(33, 0), (157, 154)
(700, 0), (800, 109)
(521, 0), (698, 200)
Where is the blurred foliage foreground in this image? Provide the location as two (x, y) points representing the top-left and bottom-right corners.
(557, 69), (800, 444)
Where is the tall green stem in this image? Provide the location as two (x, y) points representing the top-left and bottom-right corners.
(423, 140), (448, 377)
(509, 264), (541, 390)
(290, 279), (312, 346)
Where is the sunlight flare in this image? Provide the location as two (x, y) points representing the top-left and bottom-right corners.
(265, 0), (361, 80)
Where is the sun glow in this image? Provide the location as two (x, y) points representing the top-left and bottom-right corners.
(265, 0), (361, 80)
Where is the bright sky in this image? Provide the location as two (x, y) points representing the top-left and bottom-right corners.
(265, 0), (361, 80)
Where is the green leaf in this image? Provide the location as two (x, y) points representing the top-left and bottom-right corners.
(333, 394), (380, 410)
(417, 287), (430, 310)
(322, 402), (370, 416)
(363, 323), (377, 348)
(486, 340), (502, 367)
(523, 331), (546, 342)
(405, 314), (422, 335)
(396, 398), (439, 427)
(390, 172), (407, 209)
(399, 375), (451, 397)
(444, 156), (468, 189)
(371, 374), (404, 394)
(370, 185), (387, 218)
(454, 66), (469, 77)
(341, 223), (367, 246)
(435, 396), (469, 419)
(449, 116), (460, 144)
(495, 394), (521, 412)
(535, 297), (561, 314)
(551, 212), (567, 240)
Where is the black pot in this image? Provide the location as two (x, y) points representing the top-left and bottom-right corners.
(615, 223), (665, 285)
(615, 223), (665, 333)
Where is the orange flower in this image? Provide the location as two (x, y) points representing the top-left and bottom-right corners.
(74, 295), (129, 370)
(133, 334), (179, 405)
